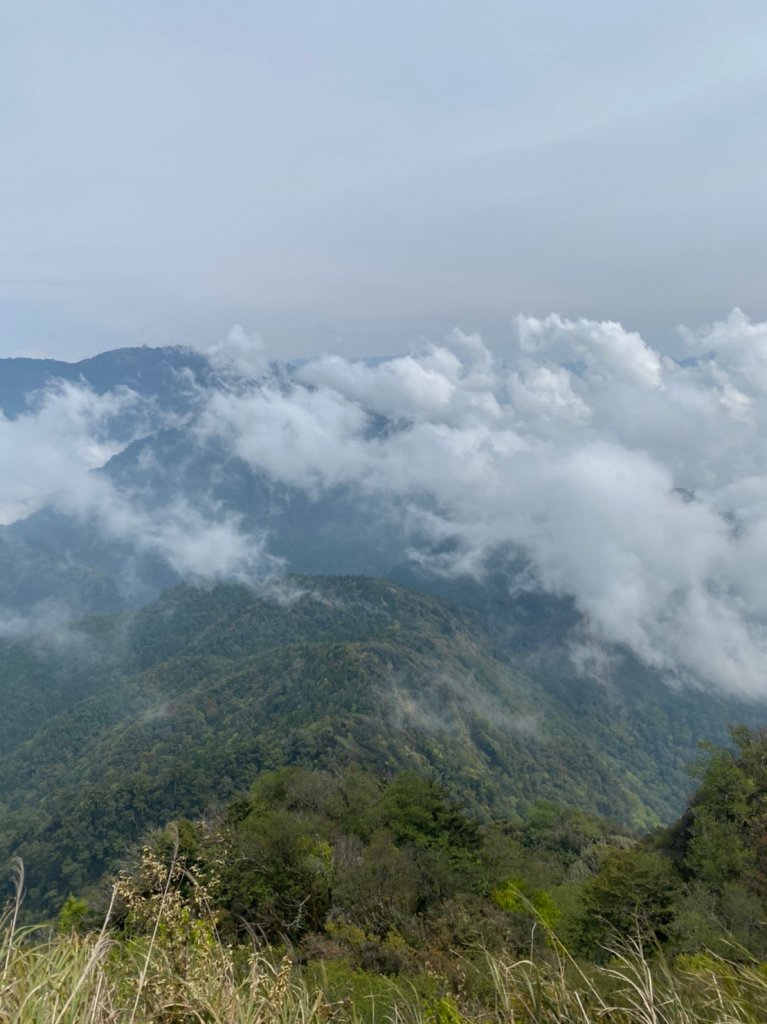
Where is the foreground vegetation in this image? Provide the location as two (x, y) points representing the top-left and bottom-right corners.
(6, 880), (767, 1023)
(6, 728), (767, 1021)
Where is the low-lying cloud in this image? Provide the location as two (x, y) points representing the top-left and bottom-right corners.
(0, 376), (280, 600)
(0, 382), (138, 524)
(3, 310), (767, 697)
(191, 309), (767, 697)
(53, 474), (283, 585)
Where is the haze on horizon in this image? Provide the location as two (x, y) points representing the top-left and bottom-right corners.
(2, 1), (767, 362)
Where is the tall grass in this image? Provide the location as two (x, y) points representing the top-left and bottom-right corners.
(0, 857), (329, 1024)
(3, 863), (767, 1023)
(0, 916), (328, 1023)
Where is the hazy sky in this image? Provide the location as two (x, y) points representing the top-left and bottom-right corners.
(2, 1), (767, 361)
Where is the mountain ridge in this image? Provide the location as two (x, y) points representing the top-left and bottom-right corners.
(0, 574), (763, 914)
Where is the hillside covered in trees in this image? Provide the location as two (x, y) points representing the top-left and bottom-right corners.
(0, 575), (764, 920)
(96, 725), (767, 966)
(6, 728), (767, 1023)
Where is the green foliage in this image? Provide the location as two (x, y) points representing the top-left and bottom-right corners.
(649, 726), (767, 956)
(1, 574), (765, 934)
(103, 767), (637, 970)
(429, 995), (465, 1024)
(522, 800), (610, 860)
(14, 729), (767, 1019)
(492, 879), (561, 930)
(166, 768), (491, 948)
(579, 848), (680, 957)
(380, 773), (480, 852)
(57, 894), (88, 932)
(1, 574), (708, 918)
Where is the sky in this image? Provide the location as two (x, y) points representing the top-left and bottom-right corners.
(2, 1), (767, 361)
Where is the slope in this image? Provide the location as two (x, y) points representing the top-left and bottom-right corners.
(0, 575), (764, 915)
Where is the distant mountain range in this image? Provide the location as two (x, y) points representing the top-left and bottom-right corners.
(0, 345), (211, 420)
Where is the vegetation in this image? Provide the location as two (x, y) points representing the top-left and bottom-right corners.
(100, 768), (627, 962)
(1, 576), (762, 918)
(92, 734), (767, 966)
(6, 729), (767, 1020)
(7, 912), (767, 1024)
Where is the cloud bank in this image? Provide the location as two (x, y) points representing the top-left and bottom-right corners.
(191, 309), (767, 696)
(4, 310), (767, 697)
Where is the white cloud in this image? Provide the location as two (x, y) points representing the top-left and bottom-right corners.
(514, 313), (664, 390)
(8, 312), (767, 696)
(681, 308), (767, 396)
(508, 364), (591, 425)
(196, 324), (269, 380)
(0, 375), (280, 591)
(53, 472), (282, 585)
(0, 382), (139, 524)
(196, 383), (372, 494)
(188, 312), (767, 696)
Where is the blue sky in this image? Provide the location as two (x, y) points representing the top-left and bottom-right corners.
(2, 1), (766, 360)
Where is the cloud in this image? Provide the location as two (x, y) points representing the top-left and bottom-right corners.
(0, 381), (140, 524)
(196, 381), (372, 494)
(299, 330), (499, 425)
(6, 312), (767, 696)
(508, 364), (591, 425)
(187, 310), (767, 697)
(513, 313), (664, 390)
(680, 308), (767, 396)
(0, 374), (281, 597)
(194, 324), (269, 380)
(52, 473), (283, 586)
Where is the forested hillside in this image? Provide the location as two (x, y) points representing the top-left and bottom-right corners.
(7, 731), (767, 1023)
(102, 727), (767, 963)
(0, 575), (762, 917)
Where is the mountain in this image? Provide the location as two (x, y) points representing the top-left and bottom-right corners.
(0, 345), (211, 421)
(0, 346), (214, 614)
(0, 574), (762, 914)
(0, 363), (409, 617)
(0, 345), (404, 613)
(1, 343), (766, 921)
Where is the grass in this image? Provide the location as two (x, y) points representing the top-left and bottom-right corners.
(4, 859), (767, 1023)
(0, 917), (327, 1022)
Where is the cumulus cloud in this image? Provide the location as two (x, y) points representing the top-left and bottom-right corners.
(196, 383), (371, 494)
(300, 330), (500, 425)
(514, 313), (664, 390)
(680, 308), (767, 396)
(187, 310), (767, 697)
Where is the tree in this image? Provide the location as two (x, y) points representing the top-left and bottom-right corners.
(579, 848), (680, 957)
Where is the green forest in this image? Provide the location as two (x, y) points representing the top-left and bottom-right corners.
(4, 577), (767, 1020)
(1, 576), (762, 917)
(81, 727), (767, 964)
(6, 728), (767, 1021)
